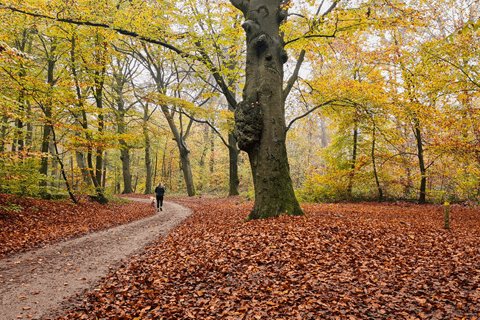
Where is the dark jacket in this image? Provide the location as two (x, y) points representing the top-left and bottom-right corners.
(155, 186), (165, 196)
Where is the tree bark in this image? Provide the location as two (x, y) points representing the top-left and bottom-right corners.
(414, 118), (427, 204)
(371, 125), (383, 201)
(93, 84), (105, 189)
(13, 29), (31, 153)
(0, 115), (8, 152)
(114, 74), (134, 194)
(143, 110), (153, 194)
(51, 125), (78, 204)
(39, 49), (56, 197)
(120, 146), (133, 193)
(209, 126), (215, 175)
(347, 119), (359, 199)
(232, 0), (302, 219)
(91, 35), (108, 198)
(161, 105), (196, 196)
(198, 125), (209, 191)
(75, 150), (90, 184)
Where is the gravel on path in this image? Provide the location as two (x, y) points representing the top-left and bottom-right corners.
(0, 199), (191, 320)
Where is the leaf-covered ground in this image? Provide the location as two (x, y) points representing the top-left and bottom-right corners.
(0, 194), (154, 258)
(55, 198), (480, 319)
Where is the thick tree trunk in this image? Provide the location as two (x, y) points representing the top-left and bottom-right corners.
(120, 146), (133, 193)
(232, 0), (302, 219)
(228, 133), (240, 196)
(179, 146), (195, 196)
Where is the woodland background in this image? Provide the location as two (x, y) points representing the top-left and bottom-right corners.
(0, 0), (479, 204)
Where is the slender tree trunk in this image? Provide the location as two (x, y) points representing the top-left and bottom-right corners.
(143, 110), (153, 194)
(228, 133), (240, 196)
(347, 119), (359, 199)
(15, 88), (26, 152)
(161, 140), (168, 180)
(51, 125), (78, 203)
(320, 117), (329, 148)
(49, 141), (59, 189)
(114, 78), (134, 194)
(13, 30), (30, 152)
(120, 146), (133, 193)
(39, 55), (56, 197)
(371, 125), (383, 201)
(232, 0), (302, 219)
(25, 101), (33, 149)
(94, 86), (104, 188)
(39, 111), (52, 194)
(198, 125), (209, 191)
(0, 115), (8, 152)
(154, 148), (159, 185)
(102, 152), (107, 189)
(413, 118), (427, 204)
(91, 35), (108, 200)
(209, 126), (215, 174)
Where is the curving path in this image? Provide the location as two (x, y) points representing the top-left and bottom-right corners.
(0, 199), (191, 320)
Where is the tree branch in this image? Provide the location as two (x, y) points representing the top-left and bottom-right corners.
(195, 42), (238, 109)
(229, 0), (249, 15)
(0, 3), (186, 56)
(285, 18), (339, 46)
(286, 99), (338, 132)
(178, 109), (229, 147)
(322, 0), (340, 17)
(283, 50), (305, 101)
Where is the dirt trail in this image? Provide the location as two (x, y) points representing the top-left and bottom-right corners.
(0, 199), (191, 320)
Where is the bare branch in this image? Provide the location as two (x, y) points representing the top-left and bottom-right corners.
(195, 42), (238, 109)
(286, 99), (338, 132)
(285, 18), (339, 46)
(178, 109), (229, 147)
(283, 50), (305, 101)
(322, 0), (340, 17)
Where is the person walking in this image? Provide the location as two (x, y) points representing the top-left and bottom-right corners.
(154, 182), (166, 212)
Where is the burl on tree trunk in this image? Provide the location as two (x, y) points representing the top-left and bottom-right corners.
(231, 0), (302, 219)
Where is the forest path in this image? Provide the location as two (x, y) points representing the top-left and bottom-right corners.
(0, 198), (191, 320)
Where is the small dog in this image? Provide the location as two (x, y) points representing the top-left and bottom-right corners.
(149, 196), (156, 208)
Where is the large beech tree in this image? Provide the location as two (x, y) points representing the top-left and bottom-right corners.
(231, 0), (302, 218)
(0, 0), (304, 217)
